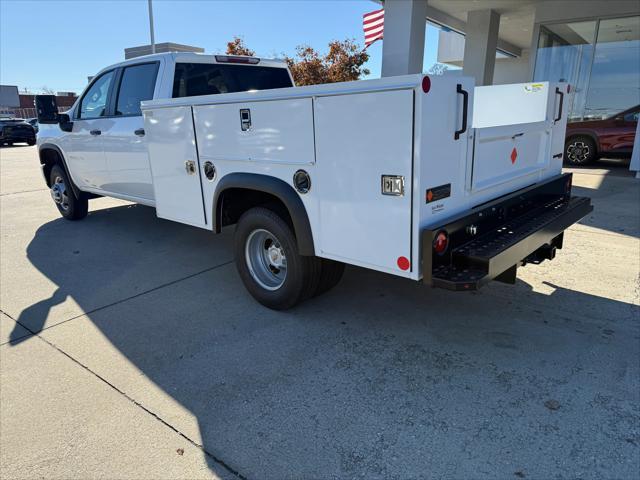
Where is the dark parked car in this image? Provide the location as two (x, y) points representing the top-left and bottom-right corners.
(564, 104), (638, 166)
(0, 118), (36, 146)
(26, 118), (39, 133)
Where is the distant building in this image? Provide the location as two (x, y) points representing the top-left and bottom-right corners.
(0, 85), (20, 115)
(19, 93), (77, 111)
(124, 42), (204, 59)
(0, 86), (77, 118)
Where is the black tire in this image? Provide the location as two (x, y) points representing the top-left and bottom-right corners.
(314, 258), (345, 297)
(49, 164), (88, 220)
(565, 135), (597, 166)
(234, 207), (321, 310)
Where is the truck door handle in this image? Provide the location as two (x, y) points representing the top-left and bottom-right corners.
(134, 128), (145, 137)
(554, 87), (564, 122)
(454, 84), (468, 140)
(90, 129), (101, 136)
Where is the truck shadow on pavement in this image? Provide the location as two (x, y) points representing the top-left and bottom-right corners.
(10, 203), (640, 479)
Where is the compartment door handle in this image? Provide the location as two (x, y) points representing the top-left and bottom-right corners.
(554, 87), (564, 122)
(185, 160), (196, 175)
(454, 84), (468, 140)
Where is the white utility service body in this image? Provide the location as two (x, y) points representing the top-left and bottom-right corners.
(35, 52), (592, 308)
(142, 75), (582, 281)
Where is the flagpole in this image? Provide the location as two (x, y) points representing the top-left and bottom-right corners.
(148, 0), (156, 54)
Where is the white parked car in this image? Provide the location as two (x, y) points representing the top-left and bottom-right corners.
(35, 52), (592, 309)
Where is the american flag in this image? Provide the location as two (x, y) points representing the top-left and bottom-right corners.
(363, 8), (384, 48)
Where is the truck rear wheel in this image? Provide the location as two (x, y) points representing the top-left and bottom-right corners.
(49, 164), (88, 220)
(235, 207), (321, 310)
(315, 258), (345, 297)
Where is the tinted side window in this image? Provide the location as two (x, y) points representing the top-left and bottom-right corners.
(173, 63), (293, 98)
(116, 63), (159, 116)
(79, 70), (114, 119)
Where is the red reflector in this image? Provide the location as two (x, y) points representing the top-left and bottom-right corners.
(215, 55), (260, 64)
(397, 256), (410, 271)
(510, 147), (518, 164)
(422, 76), (431, 93)
(433, 231), (448, 255)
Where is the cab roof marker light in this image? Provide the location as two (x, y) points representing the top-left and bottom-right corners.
(215, 55), (260, 64)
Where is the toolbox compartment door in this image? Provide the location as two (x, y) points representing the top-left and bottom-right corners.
(192, 98), (315, 165)
(143, 106), (207, 228)
(470, 82), (555, 193)
(471, 122), (550, 192)
(314, 89), (414, 274)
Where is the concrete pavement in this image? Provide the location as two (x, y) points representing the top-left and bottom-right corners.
(1, 146), (639, 479)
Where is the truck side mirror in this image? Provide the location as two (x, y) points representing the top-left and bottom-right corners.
(35, 95), (60, 124)
(58, 113), (73, 132)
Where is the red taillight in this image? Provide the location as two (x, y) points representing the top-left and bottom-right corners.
(215, 55), (260, 64)
(433, 230), (449, 255)
(397, 256), (410, 271)
(422, 76), (431, 93)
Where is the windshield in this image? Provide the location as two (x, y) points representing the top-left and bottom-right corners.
(172, 63), (293, 98)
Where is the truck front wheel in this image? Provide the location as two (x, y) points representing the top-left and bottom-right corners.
(235, 207), (321, 310)
(49, 164), (88, 220)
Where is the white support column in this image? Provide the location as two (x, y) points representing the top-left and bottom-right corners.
(381, 0), (428, 77)
(462, 9), (501, 85)
(630, 118), (640, 178)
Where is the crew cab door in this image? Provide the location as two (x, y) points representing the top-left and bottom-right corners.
(65, 69), (114, 190)
(101, 62), (160, 200)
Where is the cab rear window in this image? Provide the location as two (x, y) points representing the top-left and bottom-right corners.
(172, 63), (293, 98)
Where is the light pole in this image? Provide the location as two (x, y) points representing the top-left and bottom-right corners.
(148, 0), (156, 54)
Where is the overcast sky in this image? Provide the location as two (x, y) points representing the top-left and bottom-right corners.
(1, 0), (442, 94)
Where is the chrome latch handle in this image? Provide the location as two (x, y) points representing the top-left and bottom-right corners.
(185, 160), (196, 175)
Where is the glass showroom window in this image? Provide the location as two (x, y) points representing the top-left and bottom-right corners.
(534, 16), (640, 122)
(534, 20), (597, 121)
(583, 17), (640, 120)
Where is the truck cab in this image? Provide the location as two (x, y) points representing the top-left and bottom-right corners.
(37, 52), (294, 204)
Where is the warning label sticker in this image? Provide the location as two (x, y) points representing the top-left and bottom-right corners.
(524, 83), (544, 93)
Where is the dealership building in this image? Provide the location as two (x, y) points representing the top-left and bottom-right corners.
(379, 0), (640, 172)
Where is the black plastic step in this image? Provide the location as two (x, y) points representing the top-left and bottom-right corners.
(431, 196), (592, 291)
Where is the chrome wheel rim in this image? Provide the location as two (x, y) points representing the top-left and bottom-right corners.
(50, 175), (69, 211)
(566, 141), (590, 164)
(245, 229), (287, 291)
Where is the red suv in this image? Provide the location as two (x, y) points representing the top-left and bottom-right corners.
(564, 104), (638, 166)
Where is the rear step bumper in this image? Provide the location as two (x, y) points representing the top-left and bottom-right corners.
(421, 173), (593, 291)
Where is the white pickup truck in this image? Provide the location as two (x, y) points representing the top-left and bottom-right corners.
(35, 52), (592, 309)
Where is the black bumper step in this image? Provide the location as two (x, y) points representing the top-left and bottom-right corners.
(422, 174), (593, 291)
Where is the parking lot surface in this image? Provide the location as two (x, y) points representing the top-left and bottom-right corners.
(1, 145), (639, 479)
